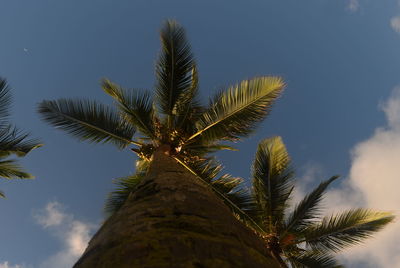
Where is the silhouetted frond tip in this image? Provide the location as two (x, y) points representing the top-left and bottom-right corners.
(0, 160), (33, 179)
(287, 251), (344, 268)
(156, 20), (199, 128)
(303, 208), (394, 252)
(102, 79), (156, 139)
(0, 126), (42, 157)
(0, 78), (11, 119)
(38, 99), (137, 148)
(285, 176), (340, 234)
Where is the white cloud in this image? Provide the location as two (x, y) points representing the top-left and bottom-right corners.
(322, 87), (400, 267)
(291, 162), (325, 206)
(34, 202), (66, 228)
(0, 262), (24, 268)
(390, 16), (400, 33)
(347, 0), (359, 12)
(33, 202), (96, 268)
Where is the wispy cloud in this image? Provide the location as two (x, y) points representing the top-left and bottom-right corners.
(292, 162), (325, 205)
(390, 16), (400, 33)
(322, 87), (400, 267)
(33, 202), (96, 268)
(0, 262), (25, 268)
(34, 202), (66, 228)
(347, 0), (360, 12)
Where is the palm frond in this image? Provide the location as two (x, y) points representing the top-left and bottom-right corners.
(284, 176), (339, 235)
(38, 99), (138, 149)
(155, 20), (198, 127)
(173, 65), (203, 130)
(185, 157), (223, 183)
(251, 136), (294, 232)
(287, 251), (343, 268)
(183, 142), (237, 157)
(0, 78), (11, 120)
(173, 156), (264, 232)
(0, 126), (42, 157)
(186, 157), (252, 210)
(188, 77), (284, 143)
(104, 172), (145, 216)
(0, 159), (33, 179)
(302, 209), (394, 252)
(211, 174), (253, 212)
(102, 79), (157, 139)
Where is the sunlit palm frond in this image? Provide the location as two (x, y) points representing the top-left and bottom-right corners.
(184, 142), (237, 157)
(155, 20), (198, 127)
(174, 156), (263, 232)
(287, 251), (343, 268)
(173, 65), (203, 130)
(38, 99), (137, 149)
(0, 78), (11, 120)
(211, 174), (252, 212)
(104, 172), (145, 216)
(302, 209), (394, 252)
(251, 136), (294, 231)
(0, 159), (32, 179)
(284, 176), (339, 234)
(102, 79), (157, 139)
(0, 126), (42, 157)
(181, 157), (248, 207)
(188, 77), (284, 143)
(185, 157), (223, 183)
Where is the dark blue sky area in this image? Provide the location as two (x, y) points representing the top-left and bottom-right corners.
(1, 1), (399, 267)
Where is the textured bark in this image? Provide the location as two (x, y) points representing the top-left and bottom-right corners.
(74, 150), (279, 268)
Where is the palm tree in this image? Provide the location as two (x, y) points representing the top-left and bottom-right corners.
(245, 136), (394, 267)
(0, 78), (41, 197)
(38, 21), (284, 267)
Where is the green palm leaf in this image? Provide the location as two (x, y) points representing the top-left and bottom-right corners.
(302, 209), (394, 252)
(0, 159), (32, 179)
(174, 156), (263, 231)
(188, 77), (284, 143)
(287, 251), (343, 268)
(0, 126), (42, 157)
(155, 20), (198, 128)
(284, 176), (339, 234)
(102, 79), (157, 139)
(38, 99), (138, 148)
(183, 142), (237, 157)
(172, 66), (205, 137)
(0, 78), (11, 120)
(184, 157), (224, 183)
(211, 174), (253, 212)
(104, 172), (145, 216)
(251, 136), (294, 231)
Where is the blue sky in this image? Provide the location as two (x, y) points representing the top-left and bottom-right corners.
(1, 0), (400, 267)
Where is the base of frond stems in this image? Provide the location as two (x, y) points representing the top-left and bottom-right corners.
(73, 149), (279, 268)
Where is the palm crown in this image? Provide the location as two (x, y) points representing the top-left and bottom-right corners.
(0, 78), (41, 197)
(243, 136), (394, 267)
(38, 21), (284, 214)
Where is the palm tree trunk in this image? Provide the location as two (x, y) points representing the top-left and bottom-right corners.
(74, 149), (279, 268)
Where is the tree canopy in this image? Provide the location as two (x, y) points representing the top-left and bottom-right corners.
(38, 20), (285, 216)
